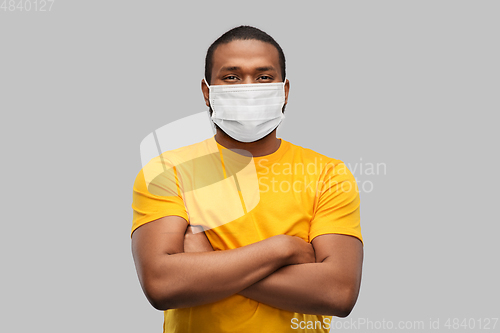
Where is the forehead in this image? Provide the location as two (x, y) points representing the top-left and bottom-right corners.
(211, 39), (281, 76)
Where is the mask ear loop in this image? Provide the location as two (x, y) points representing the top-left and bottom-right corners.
(204, 78), (216, 127)
(281, 77), (287, 109)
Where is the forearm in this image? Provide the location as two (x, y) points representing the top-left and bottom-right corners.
(147, 236), (290, 310)
(238, 261), (356, 317)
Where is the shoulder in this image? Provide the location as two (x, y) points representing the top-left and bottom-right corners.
(135, 137), (216, 188)
(281, 140), (358, 185)
(159, 137), (217, 164)
(283, 139), (345, 169)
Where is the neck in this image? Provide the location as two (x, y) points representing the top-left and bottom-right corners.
(214, 129), (281, 157)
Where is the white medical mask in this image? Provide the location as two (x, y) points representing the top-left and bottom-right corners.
(204, 79), (286, 143)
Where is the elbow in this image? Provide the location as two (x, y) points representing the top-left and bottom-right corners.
(326, 286), (359, 318)
(336, 288), (357, 318)
(335, 304), (354, 318)
(142, 279), (178, 311)
(147, 295), (172, 312)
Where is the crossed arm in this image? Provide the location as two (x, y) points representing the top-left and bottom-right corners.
(131, 215), (363, 317)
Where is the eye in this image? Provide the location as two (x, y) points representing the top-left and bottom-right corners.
(258, 75), (273, 81)
(224, 75), (239, 81)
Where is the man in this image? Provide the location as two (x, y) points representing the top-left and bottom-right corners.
(131, 25), (363, 333)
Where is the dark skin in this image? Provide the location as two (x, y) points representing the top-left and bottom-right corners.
(132, 39), (363, 317)
(201, 39), (289, 157)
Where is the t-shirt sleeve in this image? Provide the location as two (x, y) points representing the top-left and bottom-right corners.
(309, 161), (363, 244)
(131, 157), (189, 237)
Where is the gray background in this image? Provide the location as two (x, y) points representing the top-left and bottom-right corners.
(1, 1), (498, 332)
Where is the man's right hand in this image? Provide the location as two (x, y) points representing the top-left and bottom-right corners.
(132, 216), (314, 310)
(183, 231), (315, 265)
(273, 235), (315, 266)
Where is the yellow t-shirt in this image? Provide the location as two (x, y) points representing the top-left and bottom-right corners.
(131, 136), (362, 333)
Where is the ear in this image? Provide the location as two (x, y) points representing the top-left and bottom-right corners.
(283, 79), (290, 107)
(201, 79), (210, 107)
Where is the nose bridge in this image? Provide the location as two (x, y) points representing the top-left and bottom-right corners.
(241, 74), (255, 84)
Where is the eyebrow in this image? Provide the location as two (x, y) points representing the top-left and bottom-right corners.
(255, 66), (277, 72)
(219, 66), (277, 72)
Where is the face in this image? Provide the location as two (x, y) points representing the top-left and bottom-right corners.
(202, 39), (289, 108)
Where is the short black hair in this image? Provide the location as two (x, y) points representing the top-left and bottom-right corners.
(204, 25), (286, 84)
